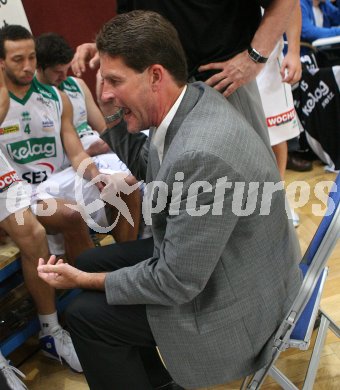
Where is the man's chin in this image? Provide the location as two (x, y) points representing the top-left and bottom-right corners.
(126, 120), (142, 134)
(127, 127), (142, 134)
(18, 78), (33, 86)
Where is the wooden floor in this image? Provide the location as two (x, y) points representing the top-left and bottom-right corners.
(10, 161), (340, 390)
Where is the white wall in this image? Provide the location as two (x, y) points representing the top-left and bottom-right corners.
(0, 0), (30, 30)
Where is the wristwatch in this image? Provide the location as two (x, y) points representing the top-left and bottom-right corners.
(104, 108), (124, 125)
(247, 46), (268, 64)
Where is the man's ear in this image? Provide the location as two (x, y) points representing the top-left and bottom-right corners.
(149, 64), (163, 91)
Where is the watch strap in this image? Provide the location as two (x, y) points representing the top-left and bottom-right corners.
(247, 46), (268, 64)
(104, 108), (124, 124)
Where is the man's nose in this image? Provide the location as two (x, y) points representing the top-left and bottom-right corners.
(101, 82), (116, 102)
(23, 59), (35, 72)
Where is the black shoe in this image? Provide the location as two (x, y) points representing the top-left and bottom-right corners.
(155, 381), (185, 390)
(287, 152), (313, 172)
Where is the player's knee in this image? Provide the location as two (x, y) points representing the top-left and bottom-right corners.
(32, 221), (46, 242)
(10, 215), (47, 252)
(60, 204), (87, 229)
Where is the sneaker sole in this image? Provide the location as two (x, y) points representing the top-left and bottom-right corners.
(41, 350), (83, 373)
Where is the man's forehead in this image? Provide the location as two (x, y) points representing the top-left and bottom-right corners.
(100, 55), (137, 78)
(4, 39), (35, 55)
(101, 54), (126, 68)
(100, 67), (123, 79)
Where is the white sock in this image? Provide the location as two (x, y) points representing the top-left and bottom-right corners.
(38, 312), (60, 335)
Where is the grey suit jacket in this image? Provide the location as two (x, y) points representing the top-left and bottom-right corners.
(101, 82), (302, 388)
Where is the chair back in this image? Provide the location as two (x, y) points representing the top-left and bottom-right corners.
(244, 173), (340, 390)
(284, 173), (340, 334)
(304, 173), (340, 265)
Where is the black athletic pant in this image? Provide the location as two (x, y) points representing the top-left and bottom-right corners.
(66, 238), (173, 390)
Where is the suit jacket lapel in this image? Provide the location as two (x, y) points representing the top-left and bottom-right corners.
(147, 83), (202, 183)
(163, 83), (202, 159)
(146, 127), (160, 183)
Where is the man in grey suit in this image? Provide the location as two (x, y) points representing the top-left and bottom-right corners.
(37, 10), (302, 390)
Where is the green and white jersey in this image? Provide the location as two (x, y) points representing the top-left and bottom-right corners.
(0, 78), (65, 185)
(60, 76), (100, 150)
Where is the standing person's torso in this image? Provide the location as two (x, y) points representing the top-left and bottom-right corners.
(0, 78), (65, 185)
(121, 0), (262, 78)
(59, 77), (100, 150)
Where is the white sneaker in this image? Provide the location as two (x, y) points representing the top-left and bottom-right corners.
(0, 352), (27, 390)
(39, 326), (82, 373)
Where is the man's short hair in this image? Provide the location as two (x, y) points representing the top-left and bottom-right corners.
(35, 33), (74, 70)
(96, 10), (188, 85)
(0, 24), (33, 59)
